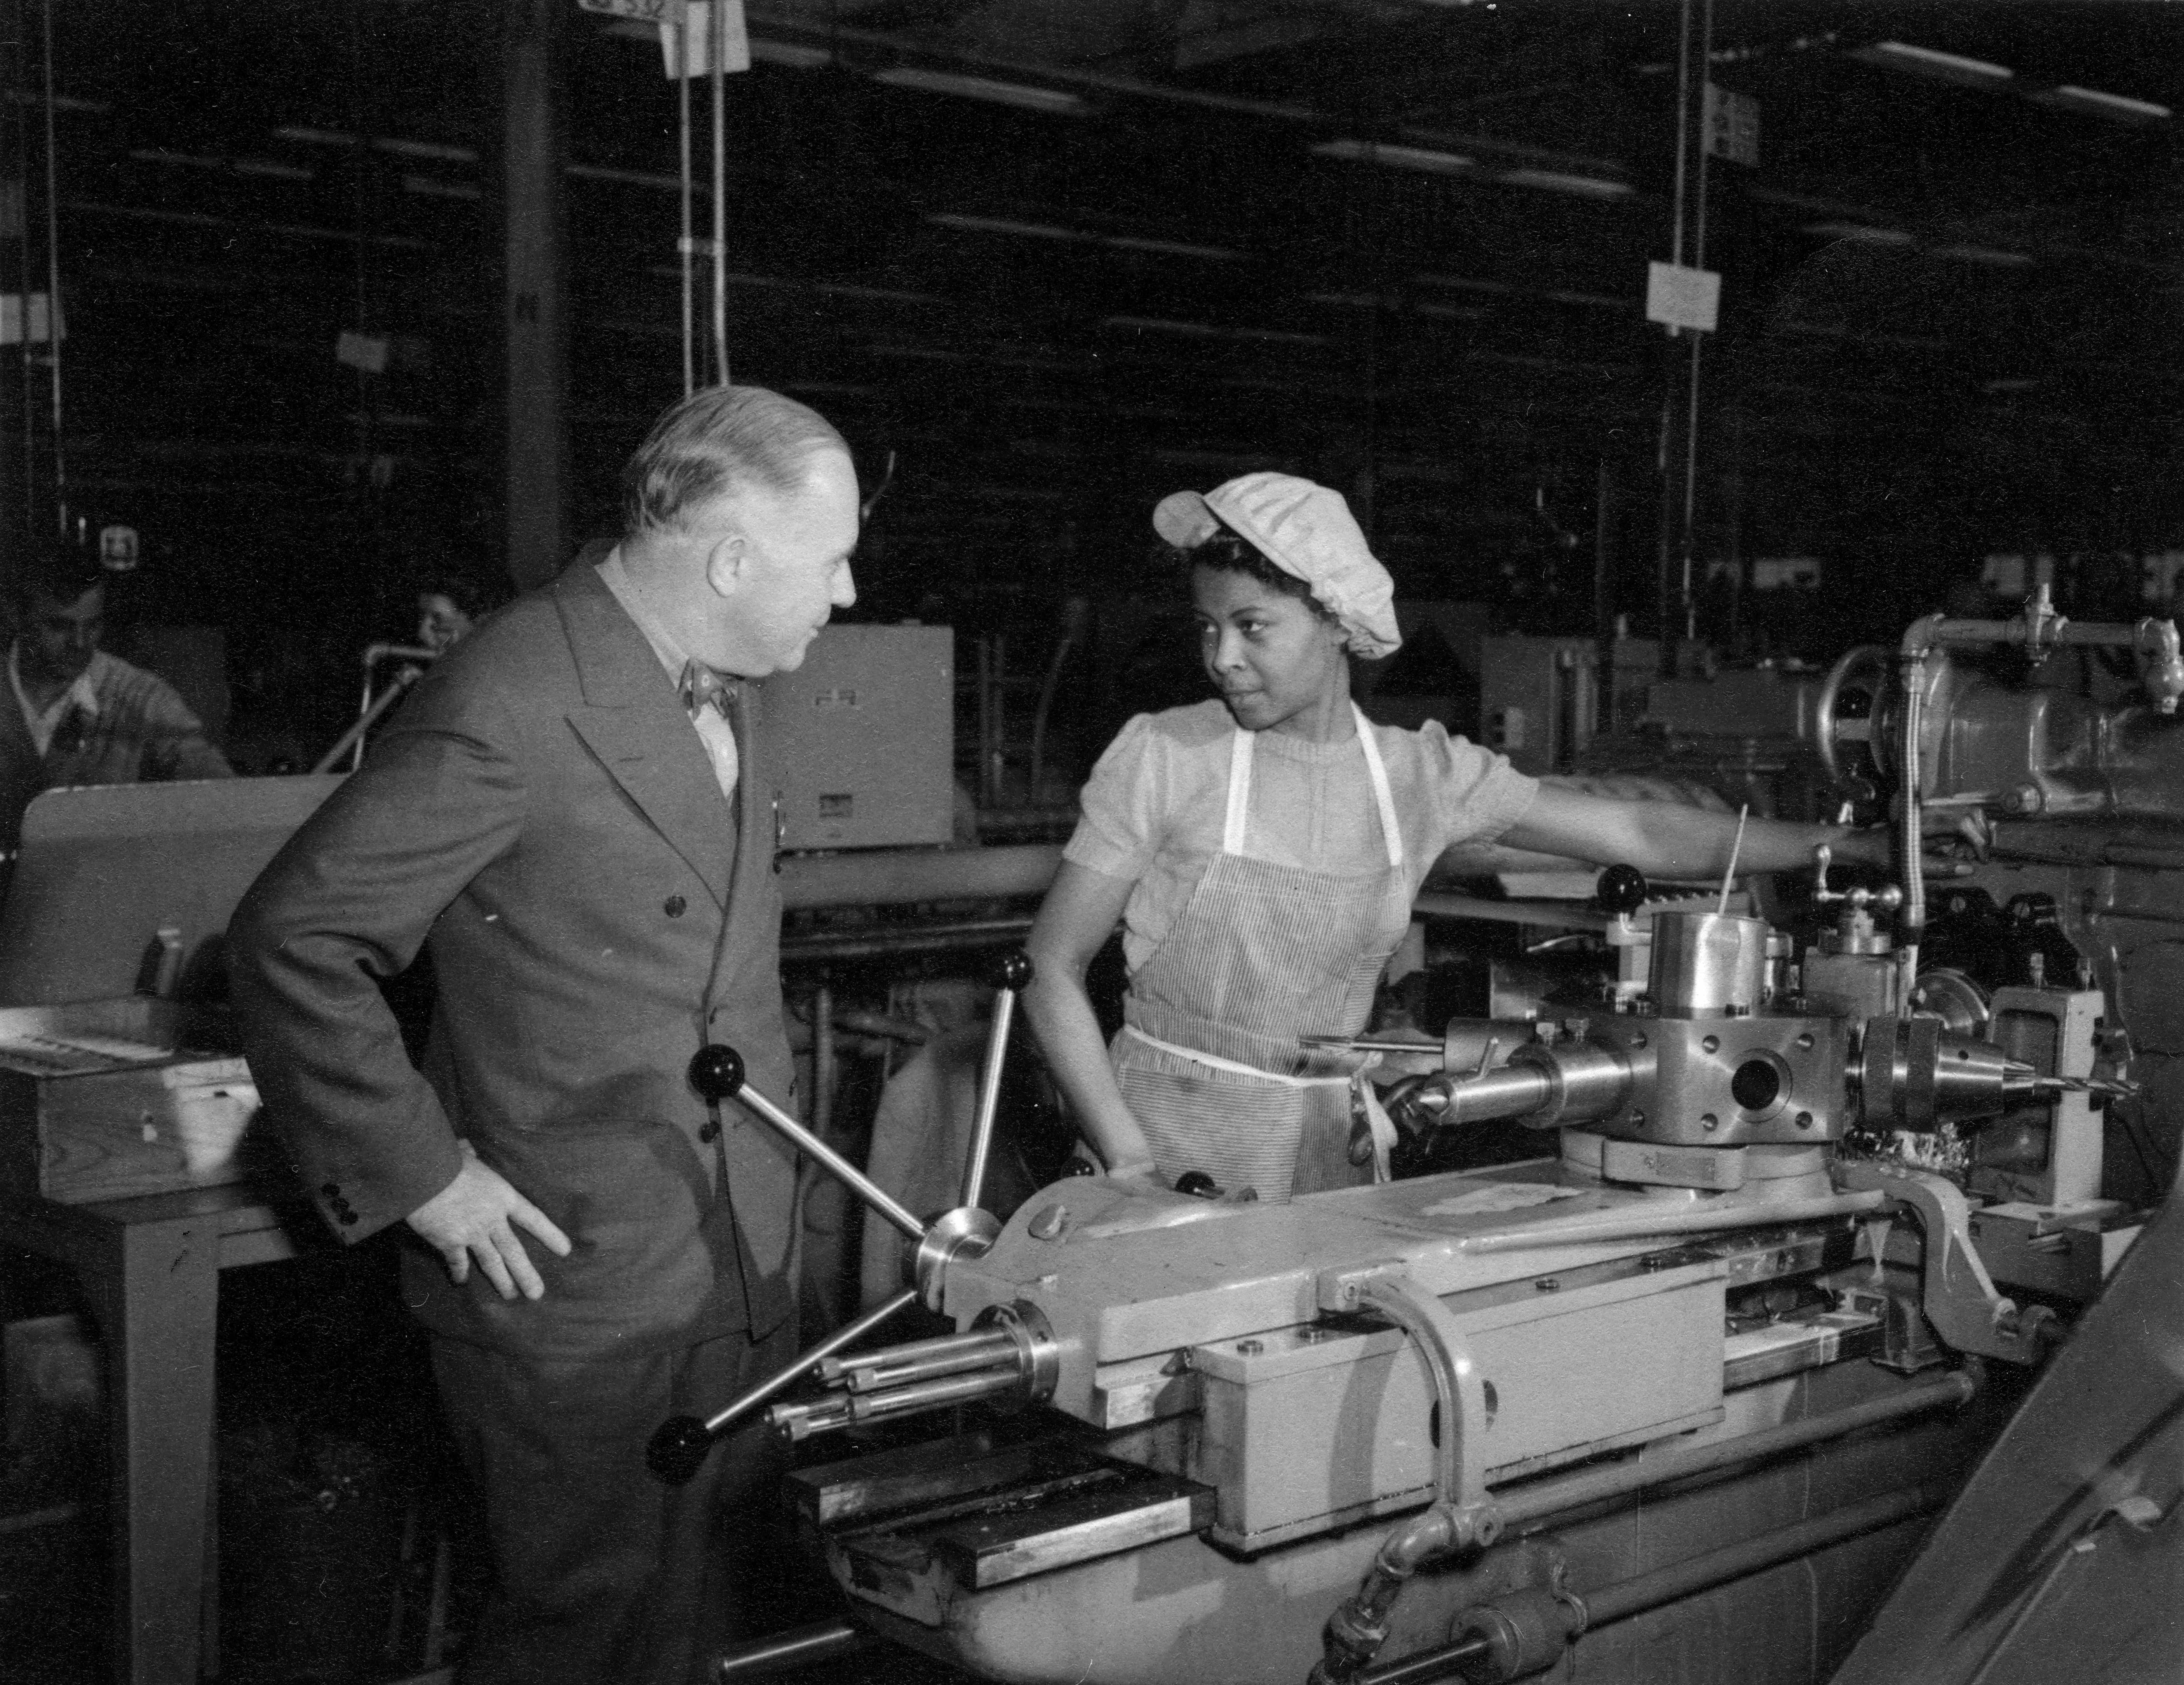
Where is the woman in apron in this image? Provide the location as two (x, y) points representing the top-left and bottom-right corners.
(1024, 472), (1886, 1201)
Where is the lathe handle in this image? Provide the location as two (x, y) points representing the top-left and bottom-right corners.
(647, 1287), (919, 1485)
(961, 950), (1034, 1213)
(686, 1044), (928, 1243)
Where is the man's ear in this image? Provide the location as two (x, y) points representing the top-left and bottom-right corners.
(703, 528), (751, 599)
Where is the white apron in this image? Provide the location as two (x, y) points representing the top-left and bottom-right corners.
(1112, 704), (1412, 1201)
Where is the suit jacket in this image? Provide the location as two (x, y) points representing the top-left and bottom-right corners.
(229, 563), (798, 1359)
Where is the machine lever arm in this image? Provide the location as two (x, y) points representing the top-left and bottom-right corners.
(686, 1044), (928, 1242)
(962, 951), (1033, 1212)
(646, 1288), (918, 1485)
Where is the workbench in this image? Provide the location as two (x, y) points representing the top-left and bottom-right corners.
(0, 1181), (307, 1685)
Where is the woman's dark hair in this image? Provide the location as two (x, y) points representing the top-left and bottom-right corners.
(1182, 529), (1335, 622)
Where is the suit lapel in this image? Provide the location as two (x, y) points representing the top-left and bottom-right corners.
(707, 683), (779, 1002)
(552, 566), (736, 909)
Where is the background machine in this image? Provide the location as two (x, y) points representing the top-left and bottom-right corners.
(667, 589), (2184, 1685)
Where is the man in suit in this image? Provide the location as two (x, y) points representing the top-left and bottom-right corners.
(229, 385), (859, 1685)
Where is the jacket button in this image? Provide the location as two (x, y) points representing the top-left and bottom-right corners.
(321, 1182), (340, 1197)
(336, 1208), (359, 1226)
(665, 895), (686, 917)
(699, 1119), (721, 1143)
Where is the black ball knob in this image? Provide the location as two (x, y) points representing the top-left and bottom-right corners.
(988, 949), (1035, 992)
(646, 1415), (716, 1486)
(1174, 1170), (1220, 1199)
(686, 1044), (745, 1105)
(1595, 864), (1650, 918)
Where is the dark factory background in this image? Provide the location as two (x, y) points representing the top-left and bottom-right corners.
(2, 3), (2182, 1683)
(5, 0), (2183, 773)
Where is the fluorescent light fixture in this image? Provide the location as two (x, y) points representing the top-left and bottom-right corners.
(1928, 243), (2034, 268)
(1851, 41), (2013, 87)
(749, 38), (832, 70)
(1543, 287), (1629, 309)
(275, 125), (361, 147)
(2031, 84), (2171, 123)
(129, 148), (225, 169)
(1103, 315), (1328, 346)
(374, 137), (477, 163)
(1312, 139), (1475, 176)
(1802, 221), (1915, 246)
(1500, 168), (1634, 199)
(235, 159), (314, 181)
(927, 212), (1089, 243)
(873, 67), (1085, 115)
(1413, 301), (1486, 321)
(1411, 274), (1513, 295)
(568, 162), (680, 191)
(1104, 233), (1243, 261)
(402, 174), (482, 201)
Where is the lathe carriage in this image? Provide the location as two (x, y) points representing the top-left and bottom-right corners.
(670, 591), (2184, 1685)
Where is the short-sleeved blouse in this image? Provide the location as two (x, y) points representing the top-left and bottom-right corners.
(1062, 699), (1539, 974)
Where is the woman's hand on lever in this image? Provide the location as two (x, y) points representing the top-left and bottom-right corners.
(1097, 1158), (1174, 1198)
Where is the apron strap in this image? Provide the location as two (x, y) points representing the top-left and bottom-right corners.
(1221, 702), (1405, 870)
(1351, 703), (1405, 872)
(1222, 723), (1254, 856)
(1122, 1023), (1352, 1087)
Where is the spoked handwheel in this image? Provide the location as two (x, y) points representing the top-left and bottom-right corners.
(646, 950), (1034, 1485)
(1813, 643), (1893, 790)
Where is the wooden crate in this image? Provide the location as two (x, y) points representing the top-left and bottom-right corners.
(0, 999), (263, 1204)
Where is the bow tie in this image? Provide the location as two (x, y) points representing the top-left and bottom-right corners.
(678, 660), (736, 721)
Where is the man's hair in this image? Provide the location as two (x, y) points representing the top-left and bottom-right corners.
(620, 385), (849, 537)
(18, 546), (106, 608)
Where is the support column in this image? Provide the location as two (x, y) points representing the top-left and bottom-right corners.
(493, 0), (568, 592)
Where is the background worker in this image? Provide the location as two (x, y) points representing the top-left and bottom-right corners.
(0, 545), (231, 868)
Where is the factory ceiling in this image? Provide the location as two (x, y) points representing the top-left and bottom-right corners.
(7, 0), (2182, 663)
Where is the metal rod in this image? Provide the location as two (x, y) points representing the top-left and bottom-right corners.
(1494, 1368), (1976, 1530)
(709, 0), (728, 385)
(777, 843), (1060, 911)
(1357, 1484), (1944, 1685)
(1585, 1481), (1944, 1626)
(832, 1332), (1022, 1395)
(817, 1325), (1013, 1386)
(731, 1082), (928, 1242)
(779, 918), (1032, 964)
(677, 0), (694, 395)
(712, 1618), (869, 1681)
(767, 1396), (852, 1439)
(846, 1364), (1024, 1423)
(961, 985), (1015, 1211)
(314, 664), (424, 776)
(1457, 1189), (1885, 1254)
(40, 0), (64, 535)
(700, 1286), (914, 1436)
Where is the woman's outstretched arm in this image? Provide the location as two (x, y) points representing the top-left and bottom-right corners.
(1498, 783), (1890, 880)
(1023, 860), (1160, 1181)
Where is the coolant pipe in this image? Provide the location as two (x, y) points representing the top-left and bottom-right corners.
(1308, 1276), (1490, 1685)
(1354, 1483), (1950, 1685)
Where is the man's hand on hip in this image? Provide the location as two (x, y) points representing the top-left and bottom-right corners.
(407, 1144), (573, 1301)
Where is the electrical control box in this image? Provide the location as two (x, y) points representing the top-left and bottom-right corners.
(759, 625), (955, 852)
